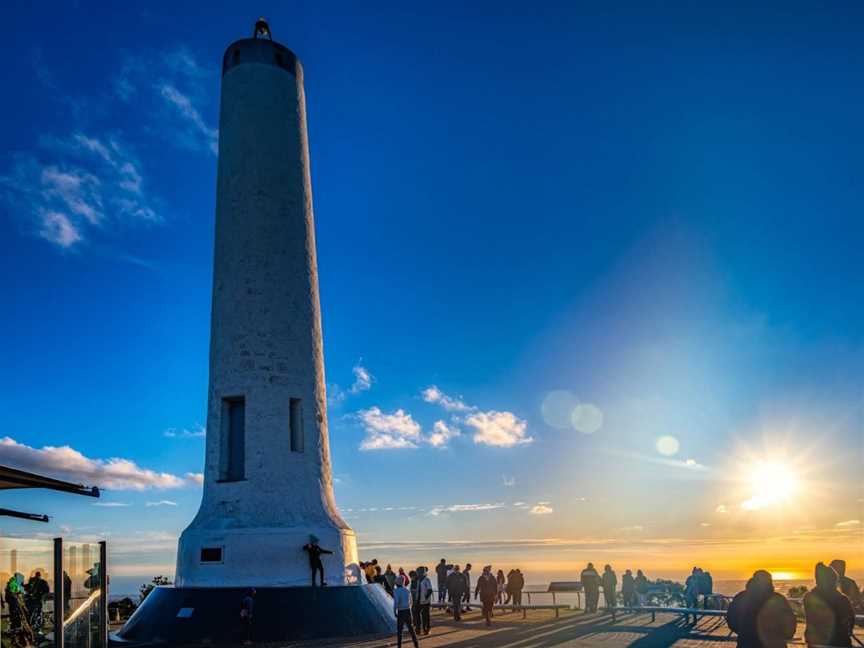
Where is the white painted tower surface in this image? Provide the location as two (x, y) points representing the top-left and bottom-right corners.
(176, 23), (359, 588)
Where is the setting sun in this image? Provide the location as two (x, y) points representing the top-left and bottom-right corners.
(742, 461), (800, 511)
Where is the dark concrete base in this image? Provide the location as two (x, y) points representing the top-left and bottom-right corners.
(113, 585), (396, 645)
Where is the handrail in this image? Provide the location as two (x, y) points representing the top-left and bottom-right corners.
(63, 589), (101, 627)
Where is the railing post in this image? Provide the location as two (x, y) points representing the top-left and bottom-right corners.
(99, 541), (108, 647)
(54, 537), (64, 648)
(553, 592), (558, 617)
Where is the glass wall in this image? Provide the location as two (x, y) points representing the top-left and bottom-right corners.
(0, 537), (55, 647)
(0, 537), (106, 648)
(62, 542), (104, 648)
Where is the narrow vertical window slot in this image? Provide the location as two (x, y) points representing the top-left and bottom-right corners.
(220, 397), (246, 481)
(290, 398), (304, 452)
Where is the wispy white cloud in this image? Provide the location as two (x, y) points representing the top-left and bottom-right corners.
(185, 472), (204, 485)
(0, 436), (191, 491)
(92, 502), (131, 508)
(159, 85), (218, 155)
(350, 364), (374, 394)
(38, 210), (81, 248)
(422, 386), (530, 449)
(422, 386), (472, 412)
(163, 425), (205, 439)
(465, 410), (532, 447)
(1, 134), (158, 250)
(502, 475), (516, 487)
(328, 383), (346, 406)
(530, 503), (554, 515)
(427, 420), (460, 448)
(428, 503), (505, 516)
(145, 500), (178, 507)
(835, 519), (860, 528)
(715, 504), (729, 514)
(357, 407), (422, 450)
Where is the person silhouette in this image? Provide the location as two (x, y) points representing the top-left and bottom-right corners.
(302, 535), (333, 587)
(804, 562), (855, 647)
(727, 570), (796, 648)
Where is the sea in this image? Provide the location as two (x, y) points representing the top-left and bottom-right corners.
(108, 579), (814, 603)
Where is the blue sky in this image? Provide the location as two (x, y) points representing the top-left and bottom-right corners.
(0, 1), (862, 591)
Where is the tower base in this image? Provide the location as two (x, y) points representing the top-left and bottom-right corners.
(114, 585), (396, 645)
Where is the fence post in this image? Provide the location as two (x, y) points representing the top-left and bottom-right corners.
(553, 592), (558, 617)
(53, 537), (64, 648)
(99, 541), (108, 647)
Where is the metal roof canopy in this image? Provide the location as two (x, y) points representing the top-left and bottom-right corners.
(0, 464), (100, 523)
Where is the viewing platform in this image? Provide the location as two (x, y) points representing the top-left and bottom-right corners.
(189, 606), (861, 647)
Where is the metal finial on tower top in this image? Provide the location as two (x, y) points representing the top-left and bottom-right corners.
(253, 18), (272, 40)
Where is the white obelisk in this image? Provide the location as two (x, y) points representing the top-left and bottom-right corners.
(176, 20), (359, 588)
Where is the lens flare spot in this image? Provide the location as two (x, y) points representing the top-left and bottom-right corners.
(571, 403), (604, 434)
(540, 390), (577, 430)
(656, 435), (680, 456)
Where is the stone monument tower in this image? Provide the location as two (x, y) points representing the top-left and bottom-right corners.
(173, 17), (357, 589)
(117, 21), (393, 642)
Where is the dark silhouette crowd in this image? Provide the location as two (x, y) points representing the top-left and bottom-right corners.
(315, 544), (861, 647)
(726, 559), (859, 648)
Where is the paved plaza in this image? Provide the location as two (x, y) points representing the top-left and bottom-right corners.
(278, 606), (864, 648)
(284, 608), (744, 647)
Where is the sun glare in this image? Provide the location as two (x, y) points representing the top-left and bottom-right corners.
(741, 461), (799, 511)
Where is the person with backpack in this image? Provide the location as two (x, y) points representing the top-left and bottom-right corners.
(804, 562), (855, 647)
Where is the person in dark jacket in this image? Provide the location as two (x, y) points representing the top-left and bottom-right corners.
(408, 570), (421, 629)
(446, 566), (467, 620)
(302, 535), (333, 587)
(25, 571), (49, 632)
(804, 562), (855, 648)
(416, 567), (433, 635)
(435, 559), (450, 604)
(504, 569), (516, 604)
(634, 569), (649, 606)
(475, 566), (498, 626)
(511, 569), (525, 608)
(621, 569), (636, 607)
(239, 588), (255, 643)
(726, 570), (796, 648)
(375, 565), (393, 595)
(829, 559), (861, 611)
(581, 563), (601, 613)
(601, 565), (617, 612)
(462, 563), (473, 611)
